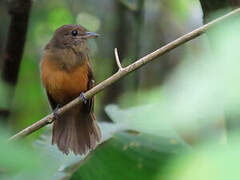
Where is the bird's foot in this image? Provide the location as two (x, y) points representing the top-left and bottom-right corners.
(80, 92), (87, 104)
(53, 104), (60, 120)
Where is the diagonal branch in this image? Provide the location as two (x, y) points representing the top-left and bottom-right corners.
(9, 7), (240, 141)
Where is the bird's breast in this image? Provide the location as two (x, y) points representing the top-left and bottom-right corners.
(41, 56), (89, 104)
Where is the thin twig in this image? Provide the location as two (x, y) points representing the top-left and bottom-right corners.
(9, 7), (240, 141)
(114, 48), (122, 70)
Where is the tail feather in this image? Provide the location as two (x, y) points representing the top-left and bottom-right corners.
(52, 107), (101, 155)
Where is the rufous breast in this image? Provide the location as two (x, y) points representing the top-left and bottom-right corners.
(41, 56), (89, 104)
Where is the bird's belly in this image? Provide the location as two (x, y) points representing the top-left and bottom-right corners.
(49, 72), (88, 103)
(41, 59), (89, 104)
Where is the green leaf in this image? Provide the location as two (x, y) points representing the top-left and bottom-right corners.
(71, 131), (189, 180)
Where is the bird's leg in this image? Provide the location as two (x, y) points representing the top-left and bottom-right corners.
(80, 92), (87, 104)
(53, 104), (60, 120)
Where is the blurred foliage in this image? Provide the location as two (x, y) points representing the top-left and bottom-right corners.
(169, 0), (198, 20)
(120, 0), (138, 11)
(76, 12), (101, 32)
(162, 138), (240, 180)
(1, 0), (240, 180)
(0, 126), (58, 180)
(48, 8), (74, 32)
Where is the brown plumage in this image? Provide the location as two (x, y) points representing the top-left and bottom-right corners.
(40, 24), (101, 155)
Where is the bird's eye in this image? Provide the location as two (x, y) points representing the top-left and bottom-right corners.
(72, 30), (78, 36)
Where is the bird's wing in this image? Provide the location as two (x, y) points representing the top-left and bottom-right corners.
(47, 92), (58, 110)
(85, 62), (95, 114)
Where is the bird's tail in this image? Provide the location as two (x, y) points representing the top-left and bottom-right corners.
(52, 108), (101, 155)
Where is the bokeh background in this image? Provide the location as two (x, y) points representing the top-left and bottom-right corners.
(0, 0), (204, 133)
(1, 0), (240, 179)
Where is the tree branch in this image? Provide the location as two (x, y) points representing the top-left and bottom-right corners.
(9, 7), (240, 141)
(114, 48), (123, 70)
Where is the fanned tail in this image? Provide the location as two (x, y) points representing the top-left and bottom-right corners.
(52, 107), (101, 155)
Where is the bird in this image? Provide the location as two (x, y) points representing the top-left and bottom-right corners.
(40, 24), (101, 155)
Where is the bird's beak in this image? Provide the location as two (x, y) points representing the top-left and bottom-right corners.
(83, 32), (99, 39)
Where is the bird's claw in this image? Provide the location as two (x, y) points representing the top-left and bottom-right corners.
(80, 92), (87, 104)
(53, 104), (60, 120)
